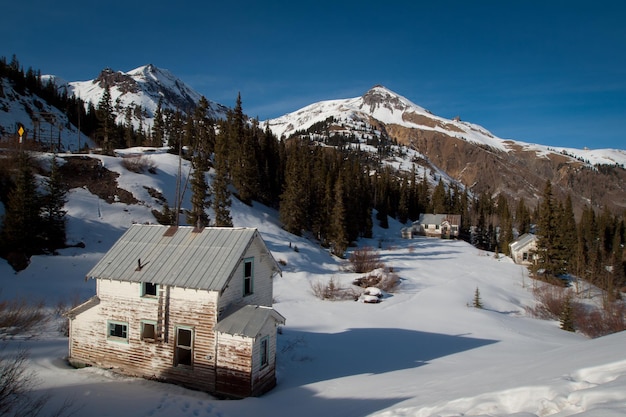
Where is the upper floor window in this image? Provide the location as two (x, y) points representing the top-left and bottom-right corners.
(142, 282), (158, 297)
(243, 258), (254, 296)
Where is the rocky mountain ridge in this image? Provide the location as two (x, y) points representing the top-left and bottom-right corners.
(266, 85), (626, 215)
(1, 65), (625, 215)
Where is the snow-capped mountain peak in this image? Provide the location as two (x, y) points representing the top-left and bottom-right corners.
(68, 65), (228, 128)
(360, 84), (429, 115)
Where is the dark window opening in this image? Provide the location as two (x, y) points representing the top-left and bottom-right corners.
(260, 337), (268, 367)
(143, 282), (158, 297)
(142, 322), (156, 341)
(243, 259), (253, 296)
(175, 328), (193, 366)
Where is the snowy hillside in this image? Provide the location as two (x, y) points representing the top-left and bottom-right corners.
(0, 78), (94, 152)
(65, 65), (229, 129)
(266, 85), (626, 167)
(1, 149), (625, 417)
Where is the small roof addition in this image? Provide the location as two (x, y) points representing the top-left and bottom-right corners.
(216, 305), (285, 338)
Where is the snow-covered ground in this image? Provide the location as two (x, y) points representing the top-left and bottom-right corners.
(1, 149), (625, 417)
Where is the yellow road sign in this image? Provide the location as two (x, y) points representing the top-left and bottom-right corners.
(18, 125), (24, 137)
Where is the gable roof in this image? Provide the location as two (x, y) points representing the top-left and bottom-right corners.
(415, 213), (461, 226)
(216, 305), (285, 338)
(86, 224), (279, 291)
(509, 233), (537, 251)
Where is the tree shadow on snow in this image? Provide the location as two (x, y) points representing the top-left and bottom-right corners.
(277, 327), (498, 387)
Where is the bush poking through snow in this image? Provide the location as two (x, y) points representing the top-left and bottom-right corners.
(353, 267), (400, 294)
(349, 247), (384, 273)
(528, 283), (626, 338)
(310, 277), (358, 301)
(0, 300), (47, 338)
(121, 155), (156, 174)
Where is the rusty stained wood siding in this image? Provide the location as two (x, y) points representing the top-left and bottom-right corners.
(69, 279), (220, 392)
(249, 318), (280, 396)
(215, 334), (253, 397)
(214, 317), (280, 397)
(218, 236), (275, 316)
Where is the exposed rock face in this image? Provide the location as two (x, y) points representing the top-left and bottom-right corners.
(95, 68), (139, 94)
(386, 124), (626, 215)
(272, 85), (626, 216)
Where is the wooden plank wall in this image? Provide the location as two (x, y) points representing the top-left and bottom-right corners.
(69, 280), (220, 392)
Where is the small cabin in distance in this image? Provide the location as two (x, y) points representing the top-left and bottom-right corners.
(509, 233), (538, 266)
(402, 213), (461, 239)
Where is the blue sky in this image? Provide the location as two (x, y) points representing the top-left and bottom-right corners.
(3, 1), (625, 150)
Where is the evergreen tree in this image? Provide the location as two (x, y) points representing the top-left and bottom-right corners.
(497, 195), (514, 255)
(559, 195), (578, 270)
(213, 128), (233, 227)
(559, 294), (575, 332)
(1, 152), (41, 269)
(431, 178), (447, 214)
(515, 198), (532, 235)
(152, 97), (165, 146)
(329, 175), (348, 257)
(95, 84), (116, 152)
(535, 180), (565, 277)
(227, 93), (259, 205)
(473, 287), (483, 309)
(40, 156), (67, 251)
(279, 140), (308, 235)
(124, 107), (134, 148)
(185, 156), (211, 228)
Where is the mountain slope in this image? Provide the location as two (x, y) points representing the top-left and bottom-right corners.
(267, 85), (626, 214)
(2, 64), (625, 214)
(64, 64), (229, 127)
(0, 148), (625, 417)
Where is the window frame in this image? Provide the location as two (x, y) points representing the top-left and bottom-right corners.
(140, 320), (157, 342)
(107, 320), (129, 343)
(243, 257), (254, 296)
(259, 336), (269, 368)
(174, 326), (194, 367)
(141, 282), (158, 298)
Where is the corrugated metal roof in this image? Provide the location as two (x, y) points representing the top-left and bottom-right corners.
(86, 225), (263, 291)
(510, 233), (537, 251)
(416, 213), (461, 225)
(215, 305), (285, 338)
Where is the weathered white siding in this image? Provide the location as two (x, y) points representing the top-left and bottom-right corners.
(69, 280), (221, 392)
(250, 319), (280, 395)
(218, 236), (275, 315)
(214, 316), (280, 397)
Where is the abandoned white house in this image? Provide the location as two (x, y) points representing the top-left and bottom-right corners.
(67, 224), (285, 398)
(402, 213), (461, 239)
(508, 233), (538, 265)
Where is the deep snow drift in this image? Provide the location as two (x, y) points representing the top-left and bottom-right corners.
(0, 149), (625, 417)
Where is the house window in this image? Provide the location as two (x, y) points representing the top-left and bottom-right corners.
(522, 252), (529, 261)
(260, 336), (269, 368)
(174, 327), (193, 367)
(107, 321), (128, 343)
(243, 258), (254, 296)
(435, 224), (440, 230)
(142, 282), (158, 297)
(141, 320), (157, 341)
